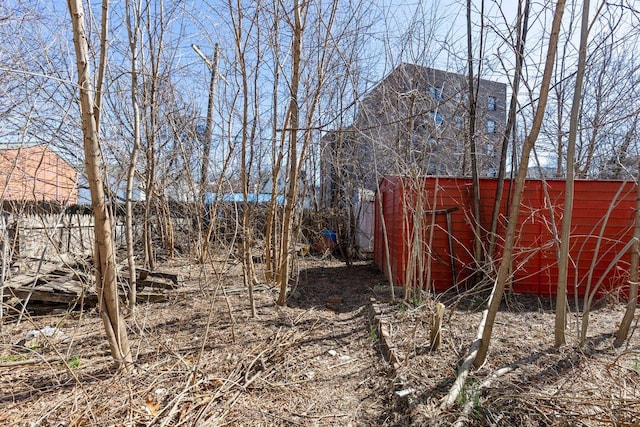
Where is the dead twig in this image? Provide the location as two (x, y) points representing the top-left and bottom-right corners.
(440, 309), (488, 410)
(452, 366), (514, 427)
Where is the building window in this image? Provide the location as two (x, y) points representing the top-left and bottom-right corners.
(488, 96), (497, 111)
(430, 111), (443, 126)
(413, 116), (427, 132)
(487, 120), (496, 134)
(429, 86), (443, 101)
(455, 92), (470, 103)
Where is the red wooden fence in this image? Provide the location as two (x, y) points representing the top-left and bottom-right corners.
(374, 176), (637, 298)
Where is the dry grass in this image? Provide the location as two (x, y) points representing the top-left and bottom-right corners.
(1, 257), (640, 426)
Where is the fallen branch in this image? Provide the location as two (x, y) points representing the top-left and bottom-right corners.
(448, 348), (549, 425)
(194, 327), (306, 423)
(452, 366), (514, 427)
(440, 309), (488, 410)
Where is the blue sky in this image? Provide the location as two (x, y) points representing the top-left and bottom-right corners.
(4, 0), (635, 181)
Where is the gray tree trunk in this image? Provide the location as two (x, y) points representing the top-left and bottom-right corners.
(276, 0), (304, 306)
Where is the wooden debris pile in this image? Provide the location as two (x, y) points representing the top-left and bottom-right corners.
(3, 261), (96, 307)
(2, 259), (183, 310)
(370, 298), (405, 373)
(120, 267), (184, 303)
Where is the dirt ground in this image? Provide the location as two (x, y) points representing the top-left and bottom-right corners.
(1, 255), (640, 426)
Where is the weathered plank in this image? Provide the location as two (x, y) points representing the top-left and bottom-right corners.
(136, 268), (182, 286)
(6, 264), (63, 287)
(136, 291), (169, 303)
(4, 261), (96, 306)
(46, 278), (88, 294)
(8, 286), (97, 305)
(4, 261), (179, 308)
(121, 268), (182, 290)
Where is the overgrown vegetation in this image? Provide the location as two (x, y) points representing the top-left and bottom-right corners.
(1, 0), (640, 424)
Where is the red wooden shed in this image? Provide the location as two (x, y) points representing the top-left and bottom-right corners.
(374, 176), (637, 299)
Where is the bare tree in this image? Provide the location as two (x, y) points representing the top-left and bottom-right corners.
(193, 42), (220, 263)
(578, 46), (640, 178)
(616, 162), (640, 344)
(219, 0), (363, 305)
(275, 0), (305, 305)
(542, 4), (640, 180)
(67, 0), (132, 370)
(229, 0), (261, 315)
(466, 0), (484, 278)
(137, 0), (186, 268)
(475, 0), (566, 367)
(555, 0), (593, 347)
(123, 0), (143, 314)
(488, 0), (531, 260)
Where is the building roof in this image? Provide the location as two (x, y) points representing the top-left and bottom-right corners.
(205, 192), (285, 205)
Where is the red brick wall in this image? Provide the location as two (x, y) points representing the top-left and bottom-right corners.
(0, 145), (78, 203)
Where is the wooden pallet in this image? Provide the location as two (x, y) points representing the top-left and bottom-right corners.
(3, 262), (183, 308)
(5, 268), (97, 306)
(120, 268), (183, 291)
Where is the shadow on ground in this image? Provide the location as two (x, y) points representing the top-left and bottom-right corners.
(286, 259), (388, 313)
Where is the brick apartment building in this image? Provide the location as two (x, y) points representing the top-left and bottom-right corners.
(321, 63), (507, 208)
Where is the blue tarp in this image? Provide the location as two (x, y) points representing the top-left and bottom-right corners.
(205, 192), (285, 205)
